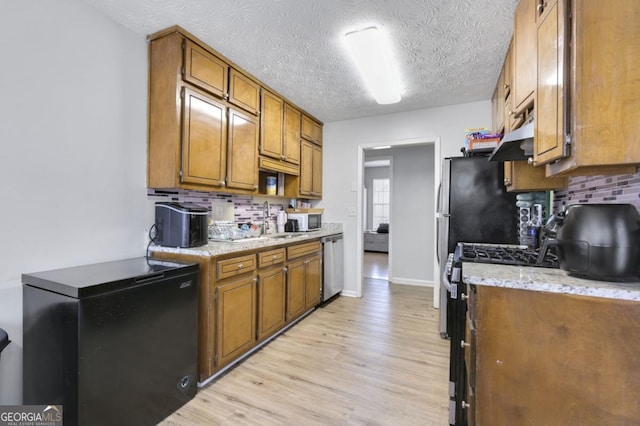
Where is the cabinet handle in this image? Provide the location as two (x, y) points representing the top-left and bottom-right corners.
(272, 255), (278, 259)
(237, 263), (243, 269)
(528, 157), (534, 165)
(504, 178), (511, 186)
(462, 401), (471, 410)
(461, 293), (468, 300)
(304, 260), (310, 264)
(283, 267), (288, 272)
(536, 2), (546, 13)
(503, 84), (509, 90)
(508, 110), (515, 116)
(461, 340), (470, 349)
(219, 181), (226, 187)
(254, 185), (259, 190)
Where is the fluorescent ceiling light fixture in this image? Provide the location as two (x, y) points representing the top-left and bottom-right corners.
(343, 26), (402, 105)
(371, 145), (392, 150)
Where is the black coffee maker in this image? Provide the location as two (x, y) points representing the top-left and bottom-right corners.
(284, 219), (299, 232)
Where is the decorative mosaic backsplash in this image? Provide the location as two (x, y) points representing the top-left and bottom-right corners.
(553, 170), (640, 212)
(147, 189), (290, 227)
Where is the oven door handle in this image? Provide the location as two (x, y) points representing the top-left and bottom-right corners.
(441, 267), (452, 292)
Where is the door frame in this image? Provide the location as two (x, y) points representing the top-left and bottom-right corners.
(356, 136), (441, 308)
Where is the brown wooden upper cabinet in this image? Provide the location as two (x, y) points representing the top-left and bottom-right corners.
(301, 114), (322, 146)
(183, 39), (228, 99)
(148, 26), (323, 197)
(226, 107), (259, 191)
(534, 0), (640, 175)
(283, 103), (301, 164)
(228, 68), (260, 115)
(299, 141), (322, 198)
(260, 89), (285, 160)
(148, 28), (259, 193)
(180, 86), (228, 188)
(512, 0), (536, 113)
(257, 96), (301, 176)
(184, 41), (260, 116)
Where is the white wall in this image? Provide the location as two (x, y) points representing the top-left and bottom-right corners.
(320, 101), (491, 295)
(0, 0), (148, 403)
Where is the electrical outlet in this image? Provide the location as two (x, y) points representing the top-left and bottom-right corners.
(347, 207), (357, 217)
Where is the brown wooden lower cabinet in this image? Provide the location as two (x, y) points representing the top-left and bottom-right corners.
(287, 259), (307, 321)
(152, 238), (324, 382)
(286, 253), (321, 321)
(215, 275), (257, 369)
(304, 254), (322, 308)
(257, 265), (287, 341)
(467, 284), (640, 425)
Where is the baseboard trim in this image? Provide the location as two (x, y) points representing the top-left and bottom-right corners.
(389, 277), (434, 287)
(340, 290), (358, 298)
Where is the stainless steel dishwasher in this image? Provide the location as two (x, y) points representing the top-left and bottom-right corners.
(321, 233), (343, 302)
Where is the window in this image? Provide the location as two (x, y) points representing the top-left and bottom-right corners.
(372, 178), (390, 229)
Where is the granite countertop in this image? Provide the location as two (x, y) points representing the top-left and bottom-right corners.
(149, 223), (343, 257)
(463, 262), (640, 302)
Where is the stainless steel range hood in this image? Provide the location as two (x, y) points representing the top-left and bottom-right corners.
(488, 121), (534, 162)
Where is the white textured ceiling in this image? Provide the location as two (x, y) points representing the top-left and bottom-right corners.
(79, 0), (518, 122)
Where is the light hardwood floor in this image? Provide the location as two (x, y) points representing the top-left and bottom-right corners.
(363, 252), (389, 280)
(162, 261), (449, 425)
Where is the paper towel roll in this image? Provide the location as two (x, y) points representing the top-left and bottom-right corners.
(277, 210), (287, 225)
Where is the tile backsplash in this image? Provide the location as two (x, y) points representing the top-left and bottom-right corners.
(147, 189), (290, 226)
(553, 170), (640, 212)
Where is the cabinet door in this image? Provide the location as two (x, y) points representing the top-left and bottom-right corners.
(183, 40), (228, 99)
(504, 160), (567, 192)
(513, 0), (536, 111)
(311, 144), (323, 197)
(503, 40), (512, 100)
(299, 140), (314, 196)
(228, 68), (260, 115)
(260, 89), (284, 160)
(534, 0), (566, 166)
(299, 141), (322, 198)
(283, 103), (301, 164)
(287, 259), (307, 321)
(226, 107), (259, 191)
(305, 254), (322, 309)
(257, 266), (287, 340)
(216, 276), (257, 368)
(181, 86), (227, 187)
(301, 114), (322, 145)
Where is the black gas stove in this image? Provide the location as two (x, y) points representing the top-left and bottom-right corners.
(456, 243), (559, 268)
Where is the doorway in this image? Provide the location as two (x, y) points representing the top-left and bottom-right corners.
(362, 155), (391, 281)
(355, 137), (441, 309)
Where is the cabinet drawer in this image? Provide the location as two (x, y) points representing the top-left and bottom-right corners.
(217, 254), (257, 280)
(258, 248), (286, 268)
(287, 241), (321, 260)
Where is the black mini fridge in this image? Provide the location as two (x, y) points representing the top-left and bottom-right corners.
(22, 257), (199, 426)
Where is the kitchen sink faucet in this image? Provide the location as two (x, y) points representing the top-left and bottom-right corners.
(262, 201), (270, 235)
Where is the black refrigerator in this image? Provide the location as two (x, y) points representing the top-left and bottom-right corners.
(437, 156), (519, 336)
(23, 257), (199, 426)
